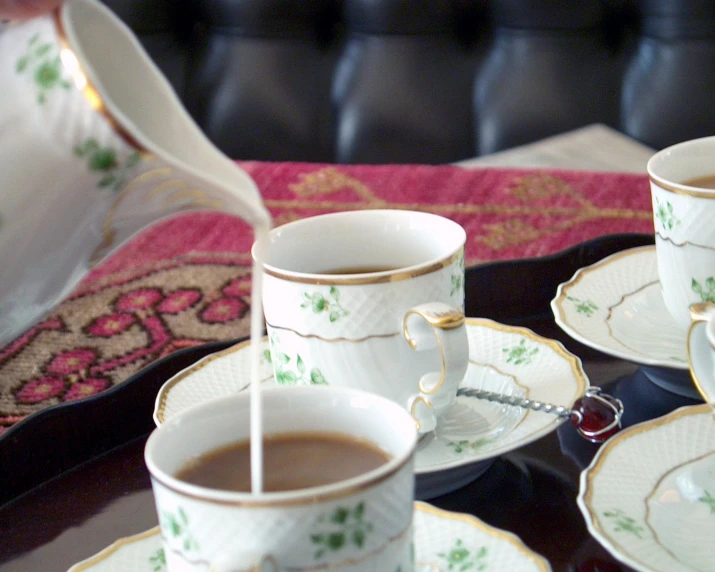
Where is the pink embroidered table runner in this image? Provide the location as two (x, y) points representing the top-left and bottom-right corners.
(0, 162), (654, 432)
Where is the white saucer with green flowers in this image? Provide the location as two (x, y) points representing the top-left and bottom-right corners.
(153, 318), (587, 498)
(551, 245), (689, 369)
(68, 502), (551, 571)
(578, 403), (715, 572)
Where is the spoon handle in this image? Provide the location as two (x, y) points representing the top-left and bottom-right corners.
(456, 387), (572, 419)
(455, 386), (624, 443)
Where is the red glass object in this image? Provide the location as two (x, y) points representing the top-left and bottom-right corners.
(570, 387), (624, 443)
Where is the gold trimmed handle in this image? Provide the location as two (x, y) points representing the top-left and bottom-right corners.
(690, 301), (715, 324)
(403, 302), (469, 432)
(687, 301), (715, 405)
(408, 396), (433, 433)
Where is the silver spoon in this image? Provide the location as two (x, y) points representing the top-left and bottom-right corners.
(454, 386), (624, 443)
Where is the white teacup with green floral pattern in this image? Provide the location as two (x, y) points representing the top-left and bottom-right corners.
(0, 0), (269, 344)
(256, 209), (469, 434)
(648, 136), (715, 329)
(144, 385), (417, 571)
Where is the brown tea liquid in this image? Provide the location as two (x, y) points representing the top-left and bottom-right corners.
(682, 175), (715, 189)
(175, 432), (391, 492)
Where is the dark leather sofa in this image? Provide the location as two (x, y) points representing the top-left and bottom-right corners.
(105, 0), (715, 164)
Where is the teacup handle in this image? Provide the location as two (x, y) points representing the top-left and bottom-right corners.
(403, 302), (469, 432)
(689, 302), (715, 328)
(688, 301), (715, 404)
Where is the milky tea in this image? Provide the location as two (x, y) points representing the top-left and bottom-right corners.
(175, 431), (390, 492)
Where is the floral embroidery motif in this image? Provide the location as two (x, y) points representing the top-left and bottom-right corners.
(310, 502), (373, 559)
(502, 339), (538, 365)
(14, 348), (110, 404)
(300, 287), (349, 322)
(16, 34), (71, 103)
(149, 548), (166, 572)
(267, 334), (327, 385)
(437, 539), (488, 570)
(74, 138), (141, 191)
(566, 295), (599, 317)
(692, 277), (715, 303)
(161, 507), (199, 553)
(446, 438), (492, 454)
(699, 490), (715, 514)
(1, 262), (253, 431)
(603, 509), (644, 538)
(654, 198), (680, 232)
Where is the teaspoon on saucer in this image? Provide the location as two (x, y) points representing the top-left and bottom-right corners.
(454, 386), (624, 443)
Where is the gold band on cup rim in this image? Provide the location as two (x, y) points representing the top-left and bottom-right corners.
(263, 248), (464, 286)
(648, 174), (715, 199)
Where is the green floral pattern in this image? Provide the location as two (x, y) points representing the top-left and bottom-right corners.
(437, 539), (488, 571)
(300, 286), (349, 322)
(161, 507), (199, 553)
(267, 335), (327, 385)
(447, 438), (492, 454)
(451, 252), (465, 297)
(74, 138), (141, 191)
(692, 277), (715, 303)
(310, 502), (373, 560)
(148, 548), (166, 572)
(603, 509), (644, 538)
(16, 34), (71, 103)
(699, 489), (715, 514)
(566, 295), (598, 317)
(502, 339), (538, 365)
(654, 198), (680, 232)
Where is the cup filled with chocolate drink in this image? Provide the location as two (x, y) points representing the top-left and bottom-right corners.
(647, 136), (715, 329)
(256, 209), (470, 434)
(144, 385), (418, 571)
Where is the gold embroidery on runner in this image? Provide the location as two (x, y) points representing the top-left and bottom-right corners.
(271, 167), (651, 251)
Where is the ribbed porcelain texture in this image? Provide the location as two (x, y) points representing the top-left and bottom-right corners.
(651, 181), (715, 329)
(67, 502), (552, 571)
(578, 404), (715, 572)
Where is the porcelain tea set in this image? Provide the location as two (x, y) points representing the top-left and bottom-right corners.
(2, 1), (714, 571)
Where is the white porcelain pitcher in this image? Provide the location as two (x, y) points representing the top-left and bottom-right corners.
(0, 0), (270, 344)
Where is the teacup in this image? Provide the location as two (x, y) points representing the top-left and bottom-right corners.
(256, 209), (469, 433)
(647, 136), (715, 329)
(0, 0), (268, 344)
(145, 386), (418, 571)
(687, 302), (715, 403)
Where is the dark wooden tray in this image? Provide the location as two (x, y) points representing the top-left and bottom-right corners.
(0, 233), (702, 572)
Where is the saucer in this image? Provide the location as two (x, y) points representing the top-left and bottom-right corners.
(68, 501), (552, 571)
(154, 318), (587, 499)
(551, 245), (689, 370)
(578, 403), (715, 572)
